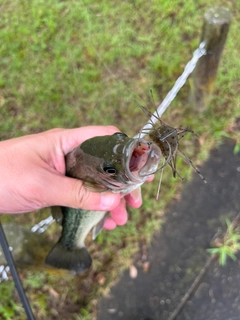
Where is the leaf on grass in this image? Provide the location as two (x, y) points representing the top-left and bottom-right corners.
(219, 250), (227, 266)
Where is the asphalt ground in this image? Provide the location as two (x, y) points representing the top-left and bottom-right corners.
(97, 138), (240, 320)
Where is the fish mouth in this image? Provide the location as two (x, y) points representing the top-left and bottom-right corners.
(124, 138), (161, 183)
(96, 138), (161, 192)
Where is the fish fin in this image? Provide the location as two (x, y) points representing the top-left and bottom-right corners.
(45, 243), (92, 275)
(92, 215), (107, 240)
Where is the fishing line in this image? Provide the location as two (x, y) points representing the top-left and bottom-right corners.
(0, 221), (35, 320)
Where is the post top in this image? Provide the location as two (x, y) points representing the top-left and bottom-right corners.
(205, 7), (232, 24)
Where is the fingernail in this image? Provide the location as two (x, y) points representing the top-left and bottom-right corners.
(100, 193), (115, 210)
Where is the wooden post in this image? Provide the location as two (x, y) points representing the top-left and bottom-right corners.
(190, 7), (232, 112)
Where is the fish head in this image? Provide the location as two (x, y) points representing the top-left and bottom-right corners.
(65, 132), (161, 193)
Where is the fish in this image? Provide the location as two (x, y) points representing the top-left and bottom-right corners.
(45, 132), (161, 274)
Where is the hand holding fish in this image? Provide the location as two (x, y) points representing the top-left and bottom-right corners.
(0, 126), (143, 229)
(104, 186), (143, 230)
(44, 129), (161, 273)
(0, 126), (161, 274)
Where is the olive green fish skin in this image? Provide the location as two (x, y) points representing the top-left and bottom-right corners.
(66, 133), (134, 190)
(45, 133), (162, 274)
(58, 207), (82, 250)
(45, 207), (105, 274)
(59, 207), (106, 249)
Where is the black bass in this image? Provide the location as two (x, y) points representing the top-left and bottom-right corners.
(45, 132), (161, 274)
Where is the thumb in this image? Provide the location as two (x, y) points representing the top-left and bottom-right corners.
(46, 174), (121, 211)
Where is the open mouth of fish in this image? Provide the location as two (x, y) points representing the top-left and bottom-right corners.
(97, 138), (161, 192)
(125, 138), (161, 182)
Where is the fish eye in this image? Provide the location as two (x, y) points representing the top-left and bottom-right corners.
(103, 165), (117, 175)
(113, 132), (128, 138)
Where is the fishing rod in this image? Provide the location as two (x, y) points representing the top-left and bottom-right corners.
(0, 221), (35, 320)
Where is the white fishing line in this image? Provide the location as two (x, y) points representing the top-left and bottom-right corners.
(135, 42), (206, 139)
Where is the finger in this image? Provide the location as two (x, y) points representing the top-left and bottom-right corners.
(125, 187), (142, 208)
(103, 217), (117, 230)
(41, 171), (121, 211)
(109, 198), (128, 225)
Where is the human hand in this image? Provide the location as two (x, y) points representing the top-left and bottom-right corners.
(104, 186), (141, 230)
(104, 176), (154, 230)
(0, 126), (148, 229)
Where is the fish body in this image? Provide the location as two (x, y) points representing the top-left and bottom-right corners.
(45, 207), (105, 274)
(45, 132), (161, 274)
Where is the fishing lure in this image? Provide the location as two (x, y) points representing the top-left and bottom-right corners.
(139, 103), (207, 198)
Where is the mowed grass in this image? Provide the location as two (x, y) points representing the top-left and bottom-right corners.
(0, 0), (240, 319)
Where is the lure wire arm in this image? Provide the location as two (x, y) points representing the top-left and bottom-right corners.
(0, 221), (35, 320)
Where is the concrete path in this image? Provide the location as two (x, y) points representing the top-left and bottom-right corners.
(97, 139), (240, 320)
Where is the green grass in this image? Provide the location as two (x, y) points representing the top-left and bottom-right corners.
(207, 218), (240, 266)
(0, 281), (21, 320)
(0, 0), (240, 319)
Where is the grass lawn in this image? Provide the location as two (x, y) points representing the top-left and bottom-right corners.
(0, 0), (239, 319)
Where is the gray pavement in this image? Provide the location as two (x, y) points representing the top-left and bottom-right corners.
(97, 139), (240, 320)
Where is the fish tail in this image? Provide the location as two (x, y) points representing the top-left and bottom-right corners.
(45, 242), (92, 274)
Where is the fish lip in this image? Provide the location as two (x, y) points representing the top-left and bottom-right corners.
(123, 138), (161, 183)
